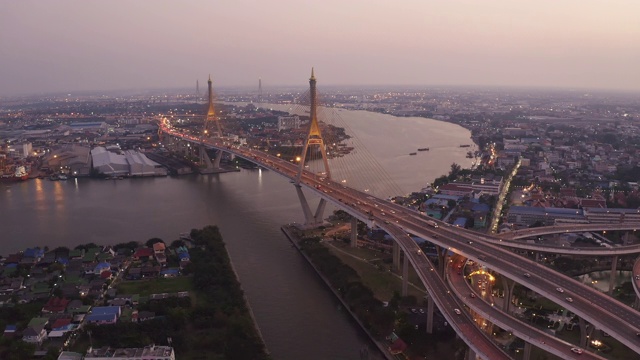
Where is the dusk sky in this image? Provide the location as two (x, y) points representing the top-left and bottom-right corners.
(1, 1), (639, 96)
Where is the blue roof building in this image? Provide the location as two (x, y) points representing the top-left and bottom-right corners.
(453, 217), (468, 228)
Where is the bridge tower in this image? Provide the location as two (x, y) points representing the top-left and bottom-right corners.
(294, 68), (330, 227)
(200, 75), (223, 172)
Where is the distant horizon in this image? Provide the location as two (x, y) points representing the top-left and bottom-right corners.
(3, 81), (640, 100)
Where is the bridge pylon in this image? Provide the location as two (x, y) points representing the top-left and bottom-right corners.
(199, 75), (223, 173)
(294, 68), (330, 227)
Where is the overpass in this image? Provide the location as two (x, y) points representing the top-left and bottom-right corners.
(157, 72), (640, 358)
(446, 257), (606, 360)
(499, 223), (640, 241)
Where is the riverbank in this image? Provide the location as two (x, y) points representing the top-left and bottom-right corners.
(281, 225), (393, 360)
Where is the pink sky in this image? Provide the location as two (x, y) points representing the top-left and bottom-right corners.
(1, 0), (639, 95)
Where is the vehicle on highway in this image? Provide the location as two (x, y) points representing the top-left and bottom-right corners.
(523, 273), (531, 278)
(467, 241), (473, 244)
(556, 287), (564, 293)
(470, 293), (476, 298)
(570, 347), (583, 354)
(427, 220), (439, 228)
(454, 308), (462, 315)
(566, 297), (573, 303)
(478, 255), (486, 261)
(419, 308), (425, 314)
(380, 212), (386, 216)
(417, 249), (422, 255)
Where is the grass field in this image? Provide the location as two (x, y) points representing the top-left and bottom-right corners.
(326, 241), (426, 301)
(117, 276), (193, 296)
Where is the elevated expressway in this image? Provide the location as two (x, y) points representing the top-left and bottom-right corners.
(460, 227), (640, 256)
(500, 223), (640, 241)
(161, 126), (640, 357)
(446, 258), (606, 360)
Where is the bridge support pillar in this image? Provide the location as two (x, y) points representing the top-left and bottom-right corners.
(402, 251), (409, 297)
(500, 277), (516, 314)
(426, 294), (434, 334)
(350, 217), (358, 248)
(609, 255), (619, 295)
(522, 341), (532, 360)
(392, 241), (401, 271)
(435, 246), (447, 276)
(294, 184), (327, 227)
(578, 317), (594, 348)
(213, 150), (222, 169)
(465, 348), (476, 360)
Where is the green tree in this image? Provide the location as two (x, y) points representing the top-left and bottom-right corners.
(145, 238), (164, 247)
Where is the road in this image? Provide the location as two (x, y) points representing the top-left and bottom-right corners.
(160, 123), (640, 357)
(447, 256), (606, 360)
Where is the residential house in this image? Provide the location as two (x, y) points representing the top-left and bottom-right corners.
(85, 306), (121, 325)
(42, 297), (70, 314)
(22, 325), (47, 344)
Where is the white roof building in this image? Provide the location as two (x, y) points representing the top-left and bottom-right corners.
(91, 147), (129, 176)
(91, 147), (166, 177)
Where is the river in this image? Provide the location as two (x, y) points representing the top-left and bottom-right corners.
(1, 109), (474, 359)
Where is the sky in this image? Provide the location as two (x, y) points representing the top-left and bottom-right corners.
(1, 0), (639, 96)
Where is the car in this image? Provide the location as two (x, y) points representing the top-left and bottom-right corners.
(411, 308), (417, 313)
(570, 347), (584, 354)
(523, 273), (531, 278)
(635, 275), (640, 280)
(467, 241), (473, 244)
(556, 287), (564, 293)
(454, 309), (462, 315)
(417, 249), (422, 255)
(419, 308), (425, 314)
(566, 297), (573, 303)
(380, 212), (386, 216)
(470, 293), (476, 298)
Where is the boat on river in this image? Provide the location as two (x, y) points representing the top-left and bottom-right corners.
(0, 166), (29, 182)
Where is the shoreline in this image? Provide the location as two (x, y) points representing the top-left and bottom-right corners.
(281, 225), (394, 360)
(227, 254), (271, 356)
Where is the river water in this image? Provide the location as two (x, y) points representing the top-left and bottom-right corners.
(1, 109), (474, 359)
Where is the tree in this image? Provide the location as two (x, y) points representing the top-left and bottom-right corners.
(145, 238), (164, 247)
(449, 162), (462, 178)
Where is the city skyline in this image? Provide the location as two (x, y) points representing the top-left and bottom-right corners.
(1, 0), (639, 96)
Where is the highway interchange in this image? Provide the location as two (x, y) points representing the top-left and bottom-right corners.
(161, 123), (640, 359)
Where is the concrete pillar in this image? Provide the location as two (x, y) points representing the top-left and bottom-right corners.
(578, 317), (588, 348)
(350, 217), (358, 248)
(402, 251), (409, 297)
(501, 276), (515, 314)
(436, 245), (447, 276)
(522, 342), (532, 360)
(426, 294), (434, 334)
(213, 150), (222, 169)
(393, 241), (400, 271)
(609, 255), (619, 295)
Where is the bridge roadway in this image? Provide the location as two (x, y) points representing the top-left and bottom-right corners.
(500, 223), (640, 241)
(162, 127), (510, 359)
(460, 227), (640, 256)
(162, 128), (640, 356)
(446, 257), (605, 359)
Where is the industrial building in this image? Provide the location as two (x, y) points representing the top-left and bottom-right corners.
(91, 147), (167, 177)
